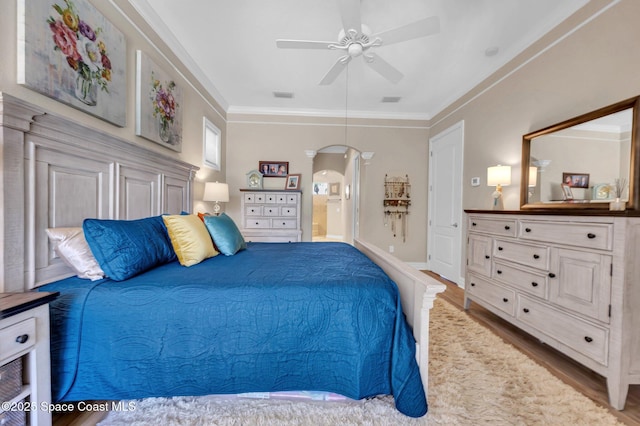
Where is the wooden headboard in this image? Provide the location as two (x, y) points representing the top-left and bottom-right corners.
(0, 93), (198, 291)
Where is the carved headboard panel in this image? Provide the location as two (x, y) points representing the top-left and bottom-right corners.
(0, 93), (198, 291)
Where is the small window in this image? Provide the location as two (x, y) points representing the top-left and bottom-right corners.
(203, 117), (221, 170)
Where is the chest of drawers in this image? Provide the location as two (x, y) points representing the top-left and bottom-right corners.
(240, 190), (302, 242)
(464, 212), (640, 410)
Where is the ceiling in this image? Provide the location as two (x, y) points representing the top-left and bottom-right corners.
(127, 0), (590, 120)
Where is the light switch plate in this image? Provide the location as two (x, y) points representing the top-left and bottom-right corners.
(471, 177), (480, 187)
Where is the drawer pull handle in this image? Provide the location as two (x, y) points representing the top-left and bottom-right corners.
(533, 254), (540, 259)
(504, 225), (510, 230)
(485, 255), (490, 259)
(282, 222), (286, 225)
(472, 222), (477, 226)
(15, 334), (29, 344)
(255, 222), (259, 225)
(496, 270), (503, 274)
(523, 308), (530, 313)
(531, 282), (538, 287)
(497, 246), (503, 251)
(525, 227), (532, 232)
(584, 336), (593, 343)
(502, 298), (509, 303)
(548, 273), (556, 278)
(471, 283), (476, 287)
(587, 233), (596, 239)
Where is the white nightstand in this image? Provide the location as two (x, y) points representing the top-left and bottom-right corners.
(0, 292), (58, 426)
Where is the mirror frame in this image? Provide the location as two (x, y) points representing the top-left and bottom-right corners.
(521, 96), (640, 211)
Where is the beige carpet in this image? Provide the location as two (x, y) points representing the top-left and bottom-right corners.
(98, 298), (622, 425)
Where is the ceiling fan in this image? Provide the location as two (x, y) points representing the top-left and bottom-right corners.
(276, 0), (440, 85)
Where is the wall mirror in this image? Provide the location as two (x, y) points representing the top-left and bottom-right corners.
(521, 96), (640, 210)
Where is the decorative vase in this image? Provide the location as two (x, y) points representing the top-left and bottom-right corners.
(158, 118), (171, 143)
(609, 197), (625, 211)
(74, 75), (97, 106)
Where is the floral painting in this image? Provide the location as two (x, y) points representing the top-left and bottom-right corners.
(17, 0), (126, 126)
(135, 50), (183, 152)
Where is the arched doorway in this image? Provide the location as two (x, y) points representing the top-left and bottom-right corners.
(311, 146), (360, 243)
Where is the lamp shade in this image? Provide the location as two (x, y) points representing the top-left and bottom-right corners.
(528, 166), (538, 187)
(203, 182), (229, 202)
(487, 165), (511, 187)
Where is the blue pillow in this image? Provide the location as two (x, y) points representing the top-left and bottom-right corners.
(203, 213), (247, 256)
(83, 216), (177, 281)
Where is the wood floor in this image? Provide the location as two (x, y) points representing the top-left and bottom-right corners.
(52, 273), (640, 425)
(429, 272), (640, 426)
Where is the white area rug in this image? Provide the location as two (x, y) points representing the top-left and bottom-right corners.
(99, 298), (622, 425)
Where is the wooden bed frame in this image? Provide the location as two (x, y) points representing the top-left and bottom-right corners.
(0, 92), (445, 401)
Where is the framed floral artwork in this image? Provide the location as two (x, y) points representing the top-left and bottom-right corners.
(17, 0), (127, 126)
(135, 50), (183, 151)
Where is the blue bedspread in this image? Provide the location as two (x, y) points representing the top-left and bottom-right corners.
(38, 242), (427, 417)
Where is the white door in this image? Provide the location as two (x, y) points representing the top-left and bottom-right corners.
(427, 121), (464, 284)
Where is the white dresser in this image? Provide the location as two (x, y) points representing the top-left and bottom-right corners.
(240, 189), (302, 242)
(464, 211), (640, 410)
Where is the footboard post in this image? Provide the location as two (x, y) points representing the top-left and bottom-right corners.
(352, 238), (446, 400)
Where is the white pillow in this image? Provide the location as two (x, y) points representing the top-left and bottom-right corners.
(46, 227), (105, 281)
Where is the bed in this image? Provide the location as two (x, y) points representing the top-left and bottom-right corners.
(0, 93), (446, 419)
(38, 239), (427, 417)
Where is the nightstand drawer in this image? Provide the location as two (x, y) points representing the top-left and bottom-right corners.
(0, 318), (36, 362)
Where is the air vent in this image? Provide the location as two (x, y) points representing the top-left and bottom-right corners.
(273, 91), (294, 99)
(381, 96), (401, 103)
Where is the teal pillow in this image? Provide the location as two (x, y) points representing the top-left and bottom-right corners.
(83, 216), (177, 281)
(203, 213), (247, 256)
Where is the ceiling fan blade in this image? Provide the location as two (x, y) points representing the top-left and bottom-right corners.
(364, 53), (403, 84)
(319, 55), (352, 85)
(372, 16), (440, 46)
(276, 39), (336, 49)
(337, 0), (361, 34)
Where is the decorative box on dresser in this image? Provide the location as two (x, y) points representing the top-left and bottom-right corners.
(0, 292), (58, 426)
(240, 189), (302, 242)
(464, 210), (640, 410)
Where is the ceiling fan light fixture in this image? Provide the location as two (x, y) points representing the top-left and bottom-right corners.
(348, 43), (363, 57)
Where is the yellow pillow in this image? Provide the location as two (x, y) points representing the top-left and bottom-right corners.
(162, 215), (218, 266)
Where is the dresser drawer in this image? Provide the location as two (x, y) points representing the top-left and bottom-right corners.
(281, 207), (297, 217)
(517, 295), (608, 365)
(468, 217), (517, 237)
(467, 274), (515, 317)
(245, 206), (263, 216)
(272, 219), (297, 229)
(0, 318), (36, 362)
(493, 260), (547, 299)
(286, 194), (298, 204)
(494, 239), (549, 270)
(518, 220), (613, 251)
(245, 218), (270, 228)
(265, 193), (278, 203)
(263, 206), (280, 216)
(244, 193), (256, 203)
(276, 194), (288, 203)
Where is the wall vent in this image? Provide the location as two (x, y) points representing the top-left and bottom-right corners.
(273, 91), (294, 99)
